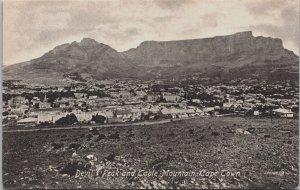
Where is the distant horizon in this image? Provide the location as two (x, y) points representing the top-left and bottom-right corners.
(4, 30), (299, 66)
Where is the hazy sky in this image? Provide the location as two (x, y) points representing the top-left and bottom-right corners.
(4, 0), (299, 65)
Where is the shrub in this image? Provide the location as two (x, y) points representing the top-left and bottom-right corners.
(91, 114), (106, 124)
(68, 143), (81, 150)
(55, 114), (78, 125)
(189, 129), (194, 134)
(109, 132), (120, 140)
(211, 132), (220, 136)
(51, 143), (64, 150)
(95, 134), (106, 142)
(105, 153), (116, 162)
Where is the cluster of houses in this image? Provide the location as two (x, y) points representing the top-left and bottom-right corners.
(2, 79), (298, 127)
(13, 105), (207, 127)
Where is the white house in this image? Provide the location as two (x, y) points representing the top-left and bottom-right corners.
(272, 108), (294, 118)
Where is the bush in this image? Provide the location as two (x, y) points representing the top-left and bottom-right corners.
(105, 153), (116, 162)
(109, 132), (120, 140)
(68, 143), (81, 150)
(91, 114), (106, 124)
(51, 143), (64, 150)
(95, 134), (106, 142)
(127, 133), (134, 138)
(55, 114), (78, 125)
(211, 132), (220, 136)
(60, 159), (90, 176)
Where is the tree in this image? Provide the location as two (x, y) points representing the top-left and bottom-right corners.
(91, 114), (106, 124)
(2, 111), (9, 116)
(55, 114), (78, 125)
(291, 106), (299, 114)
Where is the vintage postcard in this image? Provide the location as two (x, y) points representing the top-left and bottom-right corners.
(2, 0), (299, 189)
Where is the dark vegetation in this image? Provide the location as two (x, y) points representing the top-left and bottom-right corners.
(3, 117), (298, 189)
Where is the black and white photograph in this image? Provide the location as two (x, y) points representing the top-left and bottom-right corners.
(2, 0), (299, 189)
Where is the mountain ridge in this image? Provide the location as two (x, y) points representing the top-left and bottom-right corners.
(4, 31), (299, 84)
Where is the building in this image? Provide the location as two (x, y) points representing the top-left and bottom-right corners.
(115, 109), (132, 120)
(17, 117), (38, 126)
(163, 93), (180, 102)
(8, 96), (28, 108)
(37, 108), (64, 124)
(272, 108), (294, 118)
(145, 94), (160, 102)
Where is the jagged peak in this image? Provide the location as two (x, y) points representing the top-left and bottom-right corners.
(80, 37), (100, 46)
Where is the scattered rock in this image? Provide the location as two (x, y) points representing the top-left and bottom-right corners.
(85, 154), (97, 161)
(190, 178), (195, 184)
(290, 166), (298, 173)
(160, 180), (168, 186)
(72, 151), (79, 158)
(247, 128), (255, 133)
(227, 129), (235, 133)
(235, 128), (243, 134)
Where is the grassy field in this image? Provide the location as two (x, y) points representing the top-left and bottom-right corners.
(3, 117), (299, 189)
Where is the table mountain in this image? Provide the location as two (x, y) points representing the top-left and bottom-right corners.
(123, 31), (298, 80)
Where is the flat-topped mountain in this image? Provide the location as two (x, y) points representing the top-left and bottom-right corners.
(124, 31), (290, 66)
(123, 31), (298, 79)
(4, 31), (298, 84)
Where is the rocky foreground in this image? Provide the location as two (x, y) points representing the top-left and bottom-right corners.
(3, 117), (299, 189)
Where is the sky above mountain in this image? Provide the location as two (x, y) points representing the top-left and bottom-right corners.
(4, 0), (299, 66)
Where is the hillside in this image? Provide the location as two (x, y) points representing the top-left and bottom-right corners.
(3, 38), (139, 84)
(3, 31), (299, 84)
(123, 31), (298, 80)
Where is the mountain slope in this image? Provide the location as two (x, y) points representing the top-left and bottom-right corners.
(122, 31), (298, 80)
(3, 38), (139, 84)
(3, 31), (299, 84)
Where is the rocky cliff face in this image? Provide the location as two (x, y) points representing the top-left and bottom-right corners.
(3, 31), (298, 84)
(123, 31), (295, 67)
(123, 31), (298, 80)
